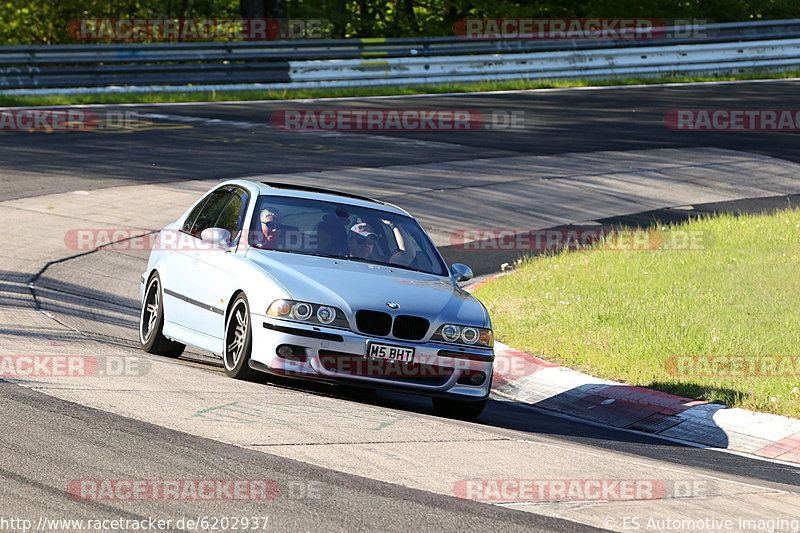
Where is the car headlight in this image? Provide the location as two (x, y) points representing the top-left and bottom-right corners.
(461, 327), (479, 344)
(316, 306), (336, 324)
(432, 324), (493, 348)
(292, 302), (313, 321)
(441, 324), (460, 342)
(267, 299), (349, 329)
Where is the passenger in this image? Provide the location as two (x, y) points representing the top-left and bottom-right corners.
(347, 222), (415, 266)
(346, 223), (380, 260)
(387, 222), (416, 267)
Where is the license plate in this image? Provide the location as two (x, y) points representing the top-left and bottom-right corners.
(366, 342), (415, 363)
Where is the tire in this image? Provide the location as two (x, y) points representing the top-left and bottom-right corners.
(432, 397), (488, 420)
(139, 273), (185, 357)
(223, 294), (258, 380)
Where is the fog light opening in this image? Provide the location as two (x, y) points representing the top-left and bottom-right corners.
(457, 370), (486, 386)
(276, 344), (307, 361)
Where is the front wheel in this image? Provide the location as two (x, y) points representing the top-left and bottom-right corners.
(432, 397), (487, 420)
(223, 294), (257, 380)
(139, 273), (185, 357)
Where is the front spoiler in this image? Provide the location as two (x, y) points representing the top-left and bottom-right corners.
(248, 359), (491, 402)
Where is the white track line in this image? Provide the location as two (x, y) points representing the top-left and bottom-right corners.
(1, 77), (798, 111)
(132, 111), (476, 149)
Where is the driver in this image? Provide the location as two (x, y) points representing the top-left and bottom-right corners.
(253, 207), (283, 249)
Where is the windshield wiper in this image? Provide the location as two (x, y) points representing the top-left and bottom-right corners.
(342, 255), (395, 267)
(253, 248), (339, 259)
(343, 255), (441, 275)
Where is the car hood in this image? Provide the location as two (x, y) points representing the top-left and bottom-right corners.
(246, 250), (488, 327)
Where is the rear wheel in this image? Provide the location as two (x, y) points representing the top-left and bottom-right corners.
(223, 294), (258, 380)
(432, 397), (487, 420)
(139, 273), (185, 357)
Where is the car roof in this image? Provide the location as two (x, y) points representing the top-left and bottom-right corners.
(222, 179), (411, 216)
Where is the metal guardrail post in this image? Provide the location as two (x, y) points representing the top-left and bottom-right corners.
(1, 19), (800, 92)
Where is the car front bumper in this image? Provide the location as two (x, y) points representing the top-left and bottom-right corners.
(250, 315), (494, 400)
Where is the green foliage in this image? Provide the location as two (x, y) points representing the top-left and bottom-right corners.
(0, 0), (240, 44)
(0, 0), (798, 44)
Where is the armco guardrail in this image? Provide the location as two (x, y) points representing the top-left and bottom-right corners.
(289, 39), (800, 84)
(1, 19), (799, 94)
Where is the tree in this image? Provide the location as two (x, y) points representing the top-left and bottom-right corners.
(240, 0), (286, 18)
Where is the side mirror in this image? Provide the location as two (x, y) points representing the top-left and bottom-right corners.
(450, 263), (473, 282)
(200, 227), (232, 248)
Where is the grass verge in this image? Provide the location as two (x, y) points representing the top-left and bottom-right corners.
(1, 70), (799, 107)
(473, 209), (800, 418)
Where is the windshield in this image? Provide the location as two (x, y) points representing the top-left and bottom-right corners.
(247, 195), (448, 276)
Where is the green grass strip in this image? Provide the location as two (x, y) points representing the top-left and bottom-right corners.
(474, 208), (800, 418)
(1, 70), (799, 107)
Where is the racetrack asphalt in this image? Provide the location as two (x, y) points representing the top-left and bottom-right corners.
(3, 80), (800, 201)
(2, 80), (800, 531)
(1, 381), (601, 532)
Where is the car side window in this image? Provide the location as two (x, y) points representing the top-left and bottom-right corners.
(213, 188), (248, 243)
(181, 196), (210, 235)
(184, 189), (234, 238)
